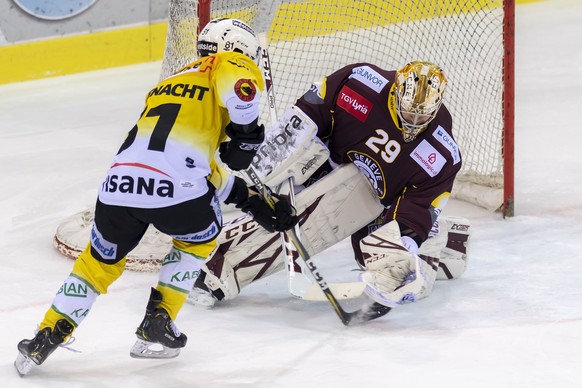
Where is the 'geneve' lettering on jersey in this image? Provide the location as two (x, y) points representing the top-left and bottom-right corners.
(347, 150), (386, 198)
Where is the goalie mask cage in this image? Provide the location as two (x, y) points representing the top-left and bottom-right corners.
(160, 0), (515, 217)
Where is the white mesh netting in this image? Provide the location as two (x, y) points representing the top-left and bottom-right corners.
(54, 0), (511, 271)
(159, 0), (509, 211)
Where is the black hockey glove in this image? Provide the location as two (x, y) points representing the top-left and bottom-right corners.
(224, 177), (298, 233)
(238, 194), (299, 233)
(219, 123), (265, 171)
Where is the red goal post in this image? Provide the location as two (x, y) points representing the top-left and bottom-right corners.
(160, 0), (515, 217)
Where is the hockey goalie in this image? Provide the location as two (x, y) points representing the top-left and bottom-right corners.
(187, 60), (471, 309)
(55, 60), (471, 311)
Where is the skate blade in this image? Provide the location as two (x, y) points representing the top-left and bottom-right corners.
(14, 352), (36, 377)
(130, 339), (181, 359)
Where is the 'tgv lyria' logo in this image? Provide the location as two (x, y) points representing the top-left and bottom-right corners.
(13, 0), (98, 20)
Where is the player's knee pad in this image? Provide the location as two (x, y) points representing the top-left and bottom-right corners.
(50, 276), (99, 327)
(158, 246), (206, 294)
(157, 245), (208, 318)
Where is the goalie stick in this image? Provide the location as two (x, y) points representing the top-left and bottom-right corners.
(245, 166), (391, 326)
(258, 34), (367, 302)
(258, 33), (314, 299)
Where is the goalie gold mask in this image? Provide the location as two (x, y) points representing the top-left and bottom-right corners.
(395, 61), (447, 142)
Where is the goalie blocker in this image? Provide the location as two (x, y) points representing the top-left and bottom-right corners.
(244, 104), (330, 187)
(193, 163), (471, 305)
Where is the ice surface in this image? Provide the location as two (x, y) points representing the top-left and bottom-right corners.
(1, 1), (581, 386)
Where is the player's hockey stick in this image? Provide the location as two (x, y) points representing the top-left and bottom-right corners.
(245, 166), (391, 325)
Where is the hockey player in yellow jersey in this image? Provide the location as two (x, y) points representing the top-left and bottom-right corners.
(15, 18), (298, 376)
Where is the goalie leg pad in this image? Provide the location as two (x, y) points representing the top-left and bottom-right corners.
(438, 216), (471, 280)
(293, 163), (384, 256)
(360, 221), (438, 307)
(190, 164), (383, 303)
(197, 214), (287, 301)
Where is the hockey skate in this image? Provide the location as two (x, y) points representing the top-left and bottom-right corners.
(15, 319), (74, 377)
(130, 287), (187, 359)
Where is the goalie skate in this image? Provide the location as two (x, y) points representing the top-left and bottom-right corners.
(185, 272), (217, 308)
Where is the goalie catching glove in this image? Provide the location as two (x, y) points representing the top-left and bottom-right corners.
(225, 176), (298, 233)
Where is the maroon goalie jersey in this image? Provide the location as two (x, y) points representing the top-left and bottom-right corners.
(295, 63), (462, 243)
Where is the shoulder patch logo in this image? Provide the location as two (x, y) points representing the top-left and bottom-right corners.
(410, 140), (446, 177)
(350, 66), (389, 93)
(234, 79), (257, 102)
(337, 85), (373, 122)
(433, 126), (461, 165)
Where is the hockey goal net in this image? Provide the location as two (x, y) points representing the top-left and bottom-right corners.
(53, 0), (515, 271)
(160, 0), (515, 216)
